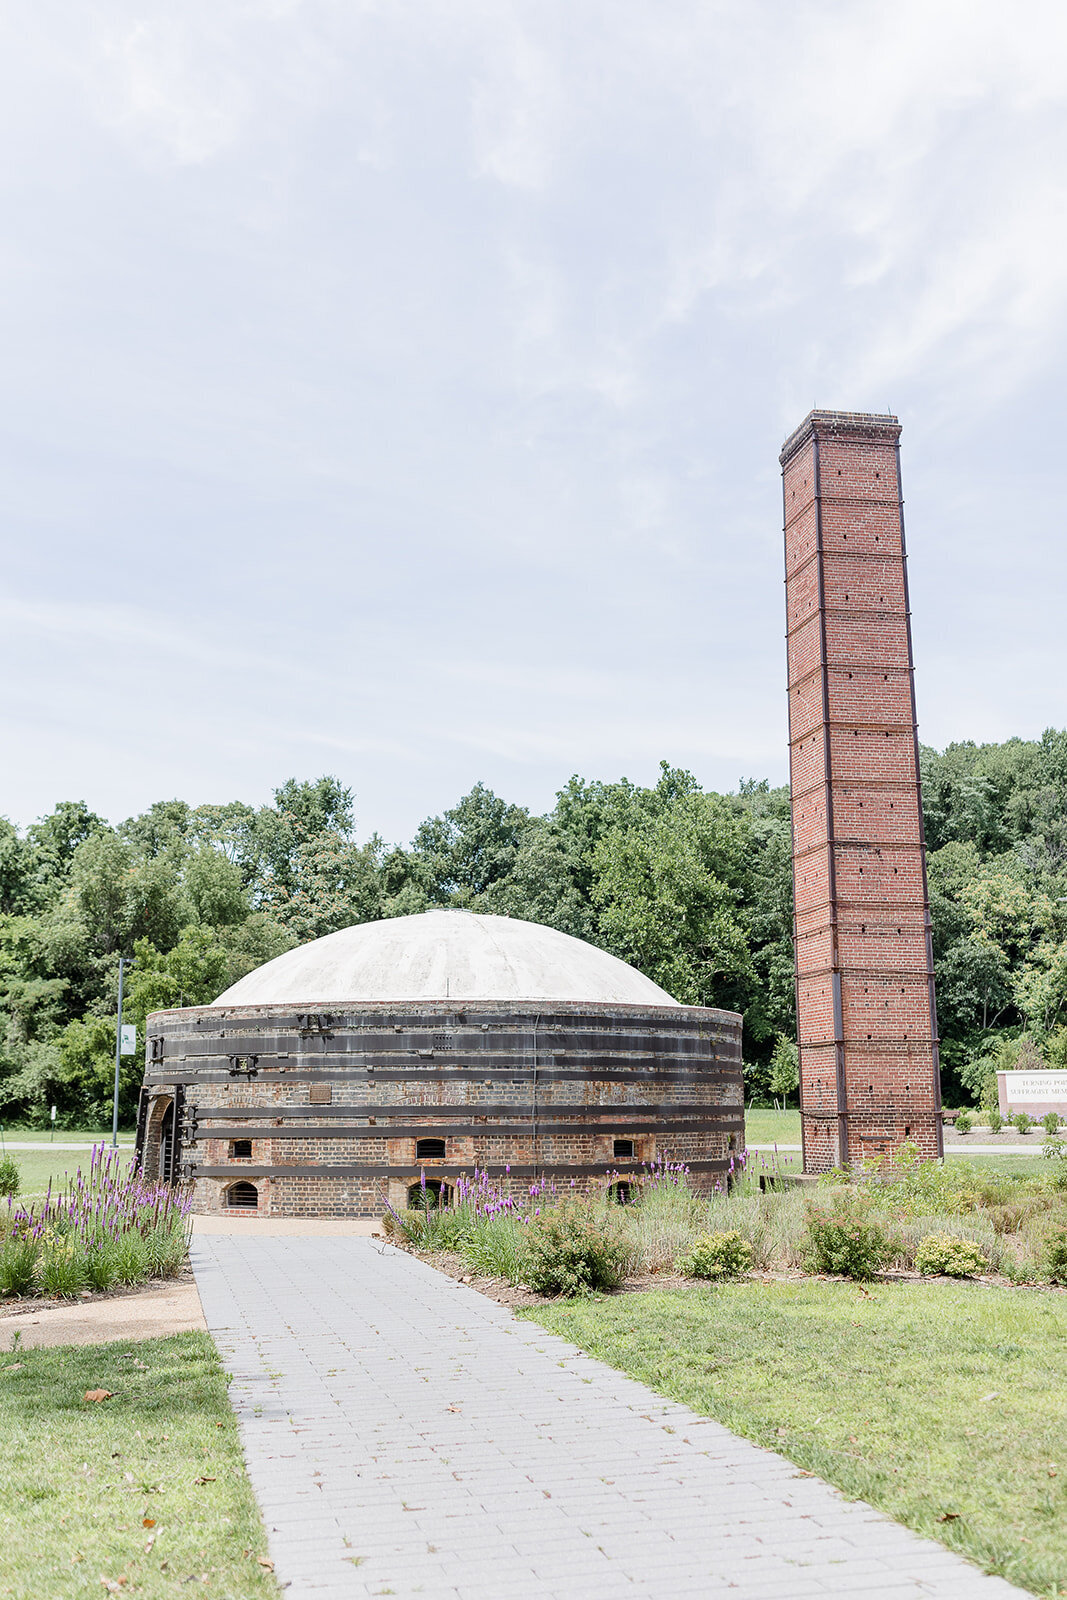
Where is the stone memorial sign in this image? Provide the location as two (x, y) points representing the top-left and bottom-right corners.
(997, 1071), (1067, 1117)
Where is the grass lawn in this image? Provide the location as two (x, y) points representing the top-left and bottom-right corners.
(527, 1280), (1067, 1599)
(743, 1107), (801, 1146)
(742, 1109), (1051, 1179)
(0, 1331), (276, 1600)
(0, 1129), (134, 1144)
(0, 1132), (135, 1201)
(945, 1151), (1053, 1176)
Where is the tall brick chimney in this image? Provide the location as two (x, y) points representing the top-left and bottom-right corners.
(781, 410), (942, 1173)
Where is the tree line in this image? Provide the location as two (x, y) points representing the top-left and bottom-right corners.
(3, 731), (1067, 1126)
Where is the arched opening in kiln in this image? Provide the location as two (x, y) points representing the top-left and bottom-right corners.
(408, 1178), (451, 1211)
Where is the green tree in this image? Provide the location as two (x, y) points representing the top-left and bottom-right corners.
(184, 847), (249, 927)
(591, 790), (753, 1008)
(408, 783), (530, 905)
(69, 832), (185, 956)
(24, 800), (108, 907)
(266, 835), (384, 941)
(475, 819), (592, 939)
(768, 1033), (800, 1109)
(0, 820), (35, 915)
(125, 931), (234, 1026)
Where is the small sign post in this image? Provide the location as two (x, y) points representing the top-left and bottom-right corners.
(50, 1104), (57, 1144)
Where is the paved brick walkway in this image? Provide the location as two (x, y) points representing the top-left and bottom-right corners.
(192, 1237), (1031, 1600)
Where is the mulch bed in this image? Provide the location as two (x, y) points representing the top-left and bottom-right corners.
(411, 1247), (1066, 1302)
(0, 1264), (197, 1317)
(411, 1247), (694, 1306)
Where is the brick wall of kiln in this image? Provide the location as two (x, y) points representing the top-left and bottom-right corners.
(782, 411), (942, 1173)
(140, 1001), (744, 1216)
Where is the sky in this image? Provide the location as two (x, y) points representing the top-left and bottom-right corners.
(3, 0), (1066, 846)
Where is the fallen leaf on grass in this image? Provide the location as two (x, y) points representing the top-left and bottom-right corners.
(257, 1558), (275, 1571)
(978, 1392), (999, 1403)
(85, 1390), (114, 1403)
(937, 1512), (961, 1523)
(142, 1518), (156, 1529)
(193, 1476), (216, 1485)
(2, 1364), (23, 1374)
(99, 1577), (128, 1591)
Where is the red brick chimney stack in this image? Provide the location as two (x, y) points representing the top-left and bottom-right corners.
(781, 411), (942, 1172)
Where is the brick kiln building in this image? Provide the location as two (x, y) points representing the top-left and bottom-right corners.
(135, 910), (743, 1215)
(782, 410), (942, 1173)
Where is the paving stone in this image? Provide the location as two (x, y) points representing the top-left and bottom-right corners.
(192, 1237), (1032, 1600)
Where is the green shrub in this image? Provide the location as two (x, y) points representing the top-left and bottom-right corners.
(84, 1239), (120, 1293)
(955, 1110), (974, 1135)
(676, 1230), (753, 1280)
(1041, 1112), (1060, 1137)
(0, 1235), (38, 1297)
(803, 1191), (893, 1281)
(524, 1201), (630, 1297)
(1012, 1112), (1032, 1135)
(381, 1208), (422, 1240)
(915, 1233), (988, 1278)
(0, 1156), (19, 1198)
(1045, 1229), (1067, 1285)
(987, 1110), (1004, 1135)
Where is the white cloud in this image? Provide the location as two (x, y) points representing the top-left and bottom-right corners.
(0, 0), (1065, 836)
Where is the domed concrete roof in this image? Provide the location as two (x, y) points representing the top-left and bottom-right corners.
(210, 910), (679, 1008)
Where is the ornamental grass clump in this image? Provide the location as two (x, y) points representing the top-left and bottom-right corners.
(0, 1155), (19, 1198)
(0, 1233), (37, 1296)
(40, 1236), (87, 1297)
(461, 1212), (529, 1282)
(524, 1199), (630, 1297)
(914, 1233), (988, 1278)
(803, 1190), (894, 1281)
(676, 1229), (753, 1280)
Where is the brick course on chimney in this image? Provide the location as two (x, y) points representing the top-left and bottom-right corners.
(781, 411), (942, 1172)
